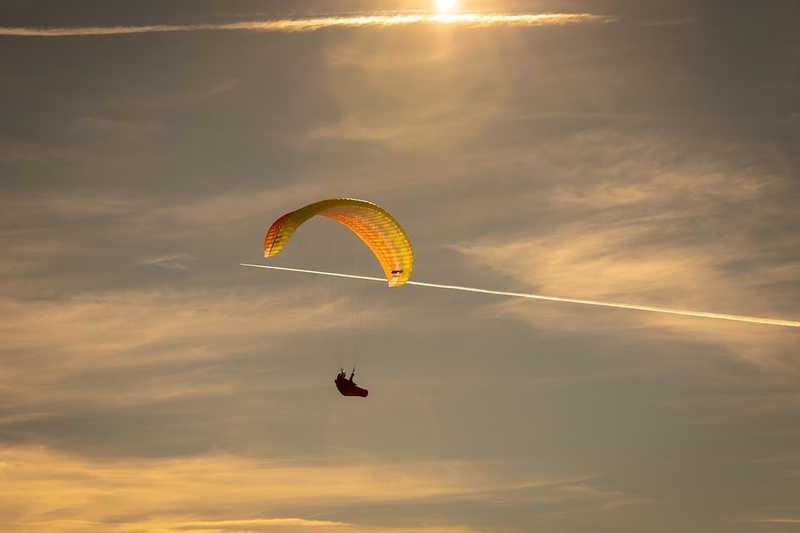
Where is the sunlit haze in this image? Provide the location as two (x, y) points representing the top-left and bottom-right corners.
(435, 0), (459, 13)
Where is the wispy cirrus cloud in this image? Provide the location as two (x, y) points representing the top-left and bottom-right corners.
(454, 224), (800, 368)
(0, 286), (389, 411)
(0, 13), (612, 38)
(139, 253), (195, 271)
(449, 130), (800, 367)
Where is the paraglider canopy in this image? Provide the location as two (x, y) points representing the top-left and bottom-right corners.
(263, 198), (414, 287)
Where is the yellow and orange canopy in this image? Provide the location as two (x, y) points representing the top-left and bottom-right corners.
(264, 198), (414, 287)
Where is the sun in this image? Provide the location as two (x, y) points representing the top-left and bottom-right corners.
(434, 0), (458, 13)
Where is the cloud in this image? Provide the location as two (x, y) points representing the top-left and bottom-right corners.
(1, 191), (134, 222)
(163, 517), (350, 531)
(0, 14), (613, 38)
(0, 141), (84, 162)
(143, 183), (327, 228)
(0, 445), (625, 533)
(446, 129), (800, 366)
(454, 228), (800, 369)
(0, 286), (389, 410)
(139, 254), (195, 271)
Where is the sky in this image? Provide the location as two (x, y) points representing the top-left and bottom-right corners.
(1, 1), (799, 532)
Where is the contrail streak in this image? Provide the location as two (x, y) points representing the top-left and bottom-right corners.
(0, 13), (612, 37)
(240, 264), (800, 329)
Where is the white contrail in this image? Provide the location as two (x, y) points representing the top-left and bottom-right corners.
(240, 264), (800, 329)
(0, 13), (612, 37)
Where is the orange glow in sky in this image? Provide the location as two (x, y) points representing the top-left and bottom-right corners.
(435, 0), (459, 13)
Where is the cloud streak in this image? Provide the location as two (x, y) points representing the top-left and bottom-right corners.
(0, 445), (598, 533)
(0, 13), (612, 37)
(240, 264), (800, 328)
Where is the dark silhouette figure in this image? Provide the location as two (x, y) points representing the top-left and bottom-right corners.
(335, 368), (368, 398)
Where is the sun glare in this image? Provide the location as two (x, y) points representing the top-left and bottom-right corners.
(435, 0), (458, 13)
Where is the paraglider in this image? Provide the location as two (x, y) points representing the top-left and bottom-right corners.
(262, 198), (414, 398)
(335, 368), (368, 397)
(248, 199), (800, 403)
